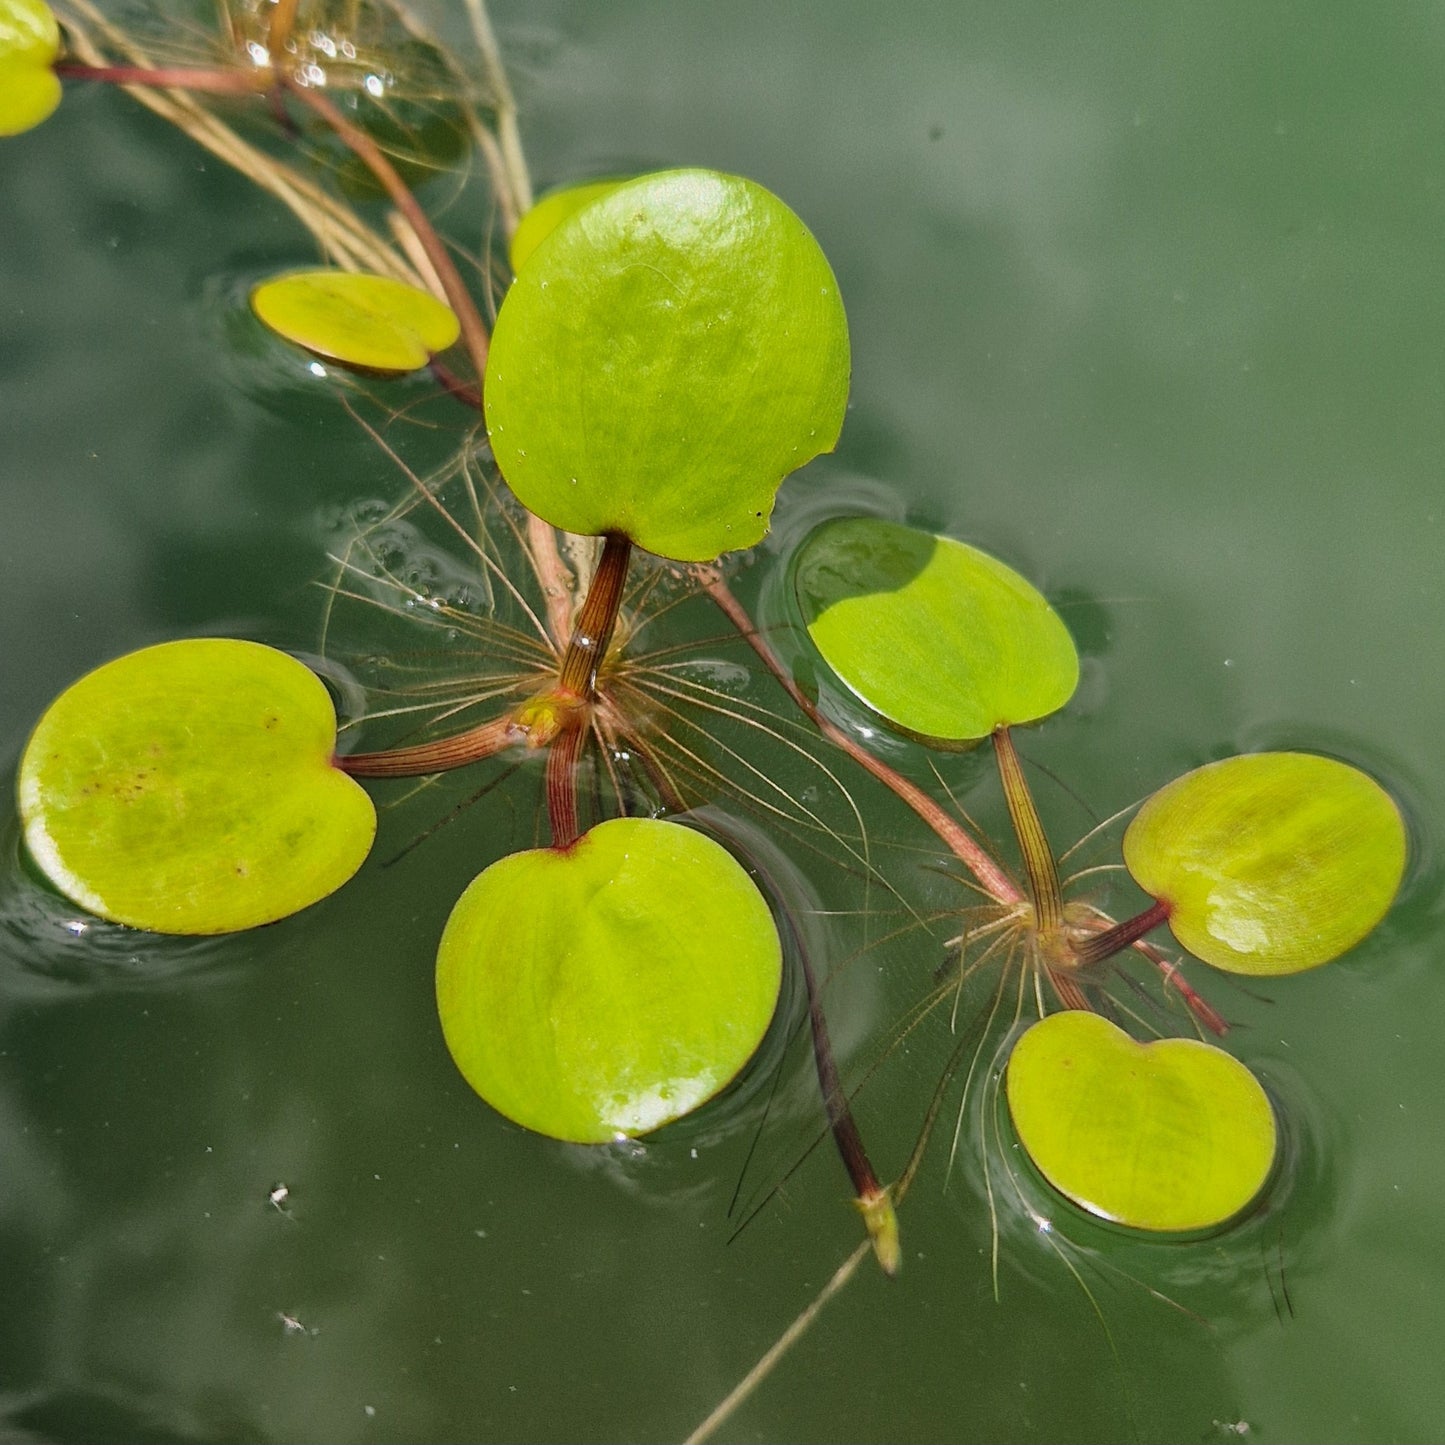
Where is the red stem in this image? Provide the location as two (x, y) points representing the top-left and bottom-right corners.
(338, 715), (517, 778)
(544, 720), (586, 848)
(1071, 897), (1172, 967)
(801, 947), (883, 1197)
(428, 358), (482, 411)
(1130, 937), (1229, 1035)
(281, 80), (492, 385)
(55, 61), (269, 93)
(557, 534), (631, 699)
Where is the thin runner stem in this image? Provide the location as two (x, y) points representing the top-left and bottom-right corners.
(700, 570), (1020, 906)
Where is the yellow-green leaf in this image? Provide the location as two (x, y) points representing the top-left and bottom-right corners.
(1006, 1011), (1276, 1233)
(484, 169), (850, 562)
(0, 0), (61, 136)
(436, 817), (782, 1143)
(18, 639), (376, 934)
(250, 269), (460, 374)
(794, 516), (1079, 741)
(1124, 751), (1407, 975)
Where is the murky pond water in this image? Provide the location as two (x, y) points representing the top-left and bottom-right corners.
(2, 3), (1442, 1440)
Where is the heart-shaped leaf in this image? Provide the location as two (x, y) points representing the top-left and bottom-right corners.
(1006, 1011), (1276, 1233)
(250, 269), (460, 373)
(509, 177), (629, 274)
(0, 0), (61, 136)
(436, 816), (782, 1143)
(18, 639), (376, 934)
(1123, 751), (1406, 975)
(794, 516), (1079, 741)
(484, 168), (850, 562)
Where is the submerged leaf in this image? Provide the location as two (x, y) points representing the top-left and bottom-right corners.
(436, 817), (782, 1143)
(484, 168), (850, 562)
(250, 269), (460, 373)
(1124, 751), (1406, 975)
(18, 639), (376, 933)
(794, 516), (1079, 741)
(0, 0), (61, 136)
(1006, 1011), (1276, 1233)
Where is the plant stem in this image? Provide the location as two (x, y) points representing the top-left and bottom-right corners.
(544, 717), (586, 848)
(462, 0), (534, 228)
(338, 714), (517, 778)
(1129, 936), (1229, 1035)
(282, 80), (493, 384)
(54, 61), (268, 93)
(267, 0), (301, 57)
(524, 533), (632, 841)
(795, 923), (899, 1276)
(427, 359), (482, 411)
(1071, 897), (1171, 967)
(991, 725), (1064, 939)
(700, 570), (1020, 906)
(557, 533), (631, 699)
(684, 1240), (871, 1445)
(528, 514), (580, 652)
(339, 534), (626, 778)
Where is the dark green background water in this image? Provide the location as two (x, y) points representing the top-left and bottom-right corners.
(2, 3), (1442, 1440)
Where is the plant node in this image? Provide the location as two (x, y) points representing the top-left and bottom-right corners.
(511, 690), (588, 750)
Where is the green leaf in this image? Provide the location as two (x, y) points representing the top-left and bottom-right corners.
(1006, 1011), (1276, 1233)
(509, 178), (630, 274)
(0, 0), (61, 137)
(436, 817), (782, 1143)
(483, 168), (850, 562)
(250, 269), (460, 374)
(1123, 751), (1406, 975)
(794, 516), (1079, 742)
(17, 639), (376, 934)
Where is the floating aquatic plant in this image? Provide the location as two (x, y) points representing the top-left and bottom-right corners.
(0, 11), (1415, 1437)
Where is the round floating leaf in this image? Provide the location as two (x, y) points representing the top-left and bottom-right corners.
(250, 269), (460, 373)
(1006, 1011), (1276, 1233)
(436, 816), (782, 1143)
(17, 639), (376, 934)
(484, 168), (850, 562)
(1124, 751), (1406, 975)
(509, 178), (629, 274)
(794, 516), (1079, 741)
(0, 0), (61, 136)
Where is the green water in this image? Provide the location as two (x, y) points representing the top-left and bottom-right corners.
(2, 3), (1443, 1441)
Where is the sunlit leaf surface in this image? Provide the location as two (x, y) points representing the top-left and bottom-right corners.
(1124, 751), (1407, 975)
(18, 639), (376, 933)
(436, 817), (782, 1143)
(794, 516), (1079, 741)
(1006, 1011), (1276, 1233)
(484, 168), (850, 561)
(250, 268), (460, 373)
(0, 0), (61, 136)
